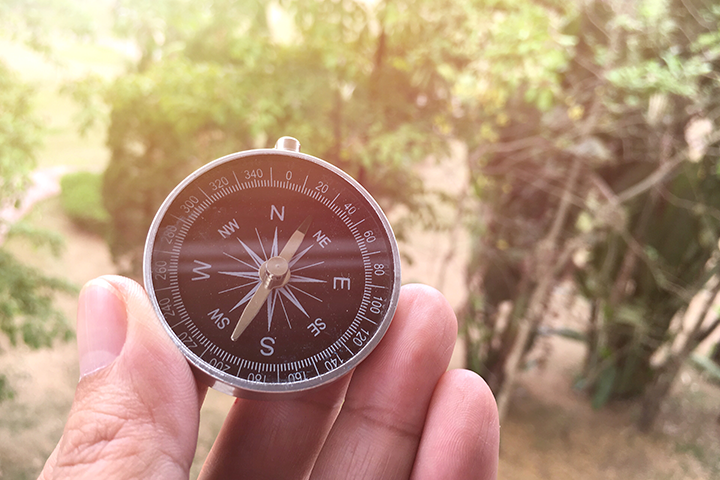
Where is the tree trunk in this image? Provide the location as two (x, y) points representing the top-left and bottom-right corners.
(495, 157), (582, 422)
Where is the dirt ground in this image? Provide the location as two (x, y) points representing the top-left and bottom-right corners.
(501, 337), (720, 480)
(1, 163), (719, 479)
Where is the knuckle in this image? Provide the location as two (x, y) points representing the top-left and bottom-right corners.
(344, 400), (423, 441)
(57, 399), (137, 468)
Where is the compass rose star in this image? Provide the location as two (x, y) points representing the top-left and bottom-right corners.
(219, 226), (326, 331)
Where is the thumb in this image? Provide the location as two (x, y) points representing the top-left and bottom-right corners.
(40, 276), (202, 480)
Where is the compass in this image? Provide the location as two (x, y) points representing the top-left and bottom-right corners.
(143, 137), (401, 397)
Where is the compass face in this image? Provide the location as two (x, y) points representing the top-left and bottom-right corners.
(144, 144), (401, 396)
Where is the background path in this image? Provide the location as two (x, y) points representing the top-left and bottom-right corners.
(0, 166), (69, 244)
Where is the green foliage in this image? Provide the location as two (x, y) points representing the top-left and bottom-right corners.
(60, 171), (110, 236)
(60, 74), (108, 136)
(0, 249), (75, 349)
(102, 56), (259, 273)
(606, 55), (711, 97)
(7, 221), (65, 257)
(592, 364), (617, 410)
(0, 12), (82, 399)
(0, 63), (41, 207)
(0, 374), (14, 401)
(448, 0), (577, 144)
(689, 353), (720, 385)
(63, 0), (720, 418)
(0, 61), (76, 362)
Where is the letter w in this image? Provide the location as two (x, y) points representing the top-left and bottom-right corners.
(192, 260), (211, 281)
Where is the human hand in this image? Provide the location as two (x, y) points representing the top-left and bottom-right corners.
(39, 275), (499, 479)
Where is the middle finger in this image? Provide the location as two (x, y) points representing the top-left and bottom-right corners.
(198, 376), (350, 480)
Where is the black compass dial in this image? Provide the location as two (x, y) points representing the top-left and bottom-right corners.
(144, 142), (400, 396)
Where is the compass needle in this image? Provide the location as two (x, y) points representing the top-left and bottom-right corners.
(230, 283), (260, 312)
(145, 136), (400, 396)
(231, 283), (272, 341)
(279, 215), (313, 262)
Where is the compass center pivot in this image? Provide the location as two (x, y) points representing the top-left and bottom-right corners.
(259, 256), (290, 289)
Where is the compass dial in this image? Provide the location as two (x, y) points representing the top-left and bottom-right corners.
(144, 138), (401, 397)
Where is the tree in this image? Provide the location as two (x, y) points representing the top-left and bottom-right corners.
(460, 0), (720, 427)
(0, 0), (90, 399)
(100, 0), (466, 276)
(0, 63), (75, 400)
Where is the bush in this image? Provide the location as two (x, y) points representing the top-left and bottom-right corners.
(60, 171), (110, 236)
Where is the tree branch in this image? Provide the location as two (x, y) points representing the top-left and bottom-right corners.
(697, 316), (720, 344)
(616, 158), (684, 203)
(617, 128), (720, 203)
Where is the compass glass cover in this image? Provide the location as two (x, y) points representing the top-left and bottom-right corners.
(144, 150), (400, 394)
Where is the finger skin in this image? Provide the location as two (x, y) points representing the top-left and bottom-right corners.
(39, 276), (202, 480)
(411, 369), (499, 480)
(198, 377), (350, 480)
(310, 284), (458, 480)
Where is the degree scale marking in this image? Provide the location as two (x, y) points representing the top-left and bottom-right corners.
(154, 165), (393, 383)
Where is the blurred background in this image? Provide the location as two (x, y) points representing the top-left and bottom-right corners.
(1, 0), (720, 478)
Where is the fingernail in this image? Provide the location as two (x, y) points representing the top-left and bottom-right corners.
(77, 278), (128, 378)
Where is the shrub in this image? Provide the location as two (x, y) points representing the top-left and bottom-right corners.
(60, 171), (110, 236)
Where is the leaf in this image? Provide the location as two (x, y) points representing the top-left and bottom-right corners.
(0, 374), (14, 402)
(552, 328), (587, 342)
(576, 211), (594, 233)
(592, 364), (617, 409)
(615, 304), (648, 328)
(689, 353), (720, 384)
(6, 222), (65, 257)
(537, 89), (554, 112)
